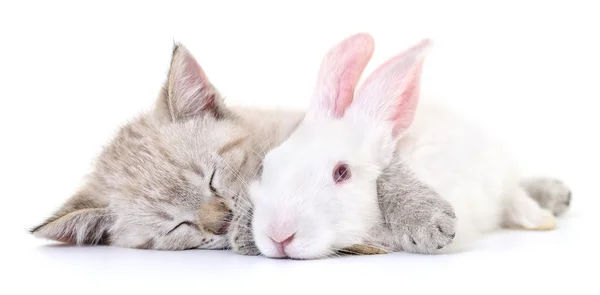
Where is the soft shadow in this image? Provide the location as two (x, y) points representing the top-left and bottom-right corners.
(37, 243), (90, 249)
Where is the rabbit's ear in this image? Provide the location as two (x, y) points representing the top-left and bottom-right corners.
(307, 33), (374, 119)
(349, 39), (432, 137)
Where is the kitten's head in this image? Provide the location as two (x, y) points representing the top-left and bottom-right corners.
(30, 44), (259, 250)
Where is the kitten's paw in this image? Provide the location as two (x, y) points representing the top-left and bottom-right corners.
(231, 241), (261, 256)
(397, 203), (457, 254)
(230, 229), (261, 256)
(521, 177), (572, 216)
(229, 215), (260, 256)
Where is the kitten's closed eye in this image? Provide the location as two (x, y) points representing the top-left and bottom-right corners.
(167, 221), (198, 235)
(209, 169), (218, 194)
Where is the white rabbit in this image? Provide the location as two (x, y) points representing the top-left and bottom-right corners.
(248, 33), (572, 259)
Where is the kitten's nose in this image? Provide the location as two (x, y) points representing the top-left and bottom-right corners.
(268, 233), (295, 255)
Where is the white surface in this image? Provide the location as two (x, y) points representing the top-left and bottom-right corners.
(2, 215), (593, 294)
(5, 213), (594, 294)
(1, 1), (598, 294)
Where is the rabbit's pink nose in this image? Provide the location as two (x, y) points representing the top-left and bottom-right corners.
(268, 233), (295, 255)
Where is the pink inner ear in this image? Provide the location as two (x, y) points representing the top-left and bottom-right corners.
(183, 52), (207, 85)
(331, 48), (371, 117)
(312, 33), (375, 118)
(177, 49), (210, 94)
(353, 39), (431, 137)
(389, 62), (423, 136)
(169, 46), (219, 119)
(181, 52), (215, 109)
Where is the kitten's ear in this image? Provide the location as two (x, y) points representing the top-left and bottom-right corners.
(157, 44), (226, 121)
(30, 192), (114, 245)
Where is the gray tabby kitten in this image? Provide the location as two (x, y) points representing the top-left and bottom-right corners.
(30, 44), (302, 253)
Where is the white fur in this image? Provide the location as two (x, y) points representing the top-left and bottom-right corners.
(251, 98), (551, 257)
(249, 35), (551, 259)
(250, 118), (385, 258)
(391, 101), (517, 251)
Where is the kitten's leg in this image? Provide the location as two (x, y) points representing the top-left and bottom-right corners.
(377, 160), (457, 254)
(520, 177), (572, 217)
(502, 187), (557, 231)
(228, 197), (260, 256)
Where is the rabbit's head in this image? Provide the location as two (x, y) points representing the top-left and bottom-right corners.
(249, 33), (432, 259)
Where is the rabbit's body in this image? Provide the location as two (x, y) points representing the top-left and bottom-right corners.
(390, 101), (524, 251)
(250, 34), (571, 259)
(388, 100), (571, 253)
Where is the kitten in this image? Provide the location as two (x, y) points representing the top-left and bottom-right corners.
(30, 44), (303, 253)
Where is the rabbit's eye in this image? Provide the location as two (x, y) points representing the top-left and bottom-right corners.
(333, 162), (351, 183)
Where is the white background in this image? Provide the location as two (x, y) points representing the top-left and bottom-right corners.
(1, 0), (598, 294)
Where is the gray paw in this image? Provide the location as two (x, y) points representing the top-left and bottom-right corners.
(397, 204), (457, 254)
(229, 226), (261, 256)
(377, 159), (457, 254)
(226, 193), (261, 256)
(231, 240), (261, 256)
(228, 210), (260, 256)
(521, 177), (572, 216)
